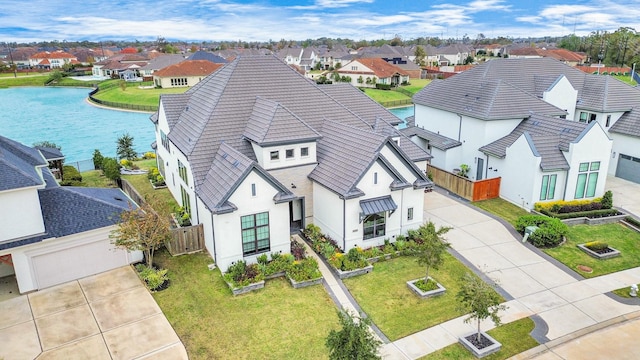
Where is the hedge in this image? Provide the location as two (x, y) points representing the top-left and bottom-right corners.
(515, 215), (567, 248)
(539, 208), (620, 219)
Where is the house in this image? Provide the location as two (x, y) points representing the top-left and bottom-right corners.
(0, 135), (141, 293)
(151, 55), (432, 271)
(434, 44), (474, 66)
(139, 54), (185, 80)
(152, 60), (223, 88)
(408, 57), (640, 208)
(186, 51), (228, 64)
(336, 58), (409, 88)
(29, 50), (78, 69)
(92, 53), (150, 78)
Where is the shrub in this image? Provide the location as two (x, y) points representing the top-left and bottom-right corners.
(264, 253), (294, 276)
(329, 249), (369, 271)
(224, 261), (264, 288)
(286, 258), (322, 282)
(120, 158), (132, 168)
(92, 149), (104, 170)
(547, 209), (620, 219)
(142, 152), (156, 159)
(625, 216), (640, 228)
(414, 278), (439, 292)
(515, 215), (567, 248)
(290, 240), (307, 260)
(62, 165), (82, 182)
(585, 241), (609, 251)
(601, 190), (613, 209)
(147, 167), (161, 180)
(135, 264), (169, 291)
(257, 253), (269, 266)
(535, 198), (603, 213)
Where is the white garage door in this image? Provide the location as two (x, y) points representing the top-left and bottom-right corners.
(32, 238), (131, 289)
(616, 154), (640, 184)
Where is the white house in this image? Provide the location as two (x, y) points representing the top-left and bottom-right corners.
(0, 136), (141, 293)
(337, 58), (409, 88)
(407, 57), (629, 208)
(151, 55), (432, 271)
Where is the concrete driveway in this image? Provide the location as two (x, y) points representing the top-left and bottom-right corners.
(606, 175), (640, 218)
(0, 266), (187, 360)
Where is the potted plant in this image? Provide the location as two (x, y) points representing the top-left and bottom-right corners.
(457, 272), (506, 358)
(407, 222), (451, 298)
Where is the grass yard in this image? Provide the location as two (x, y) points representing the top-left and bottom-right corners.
(152, 250), (338, 360)
(400, 79), (431, 95)
(0, 73), (50, 87)
(122, 173), (178, 217)
(92, 84), (188, 107)
(362, 88), (411, 103)
(343, 255), (504, 341)
(471, 198), (529, 227)
(612, 74), (637, 86)
(543, 223), (640, 278)
(419, 317), (538, 360)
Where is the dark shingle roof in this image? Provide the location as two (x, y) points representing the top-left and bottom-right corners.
(0, 135), (47, 191)
(243, 97), (321, 146)
(187, 51), (228, 64)
(34, 146), (64, 161)
(400, 126), (462, 150)
(479, 114), (592, 170)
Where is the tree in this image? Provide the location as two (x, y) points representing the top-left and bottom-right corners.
(457, 273), (507, 343)
(102, 157), (121, 183)
(326, 310), (381, 360)
(116, 133), (137, 160)
(412, 222), (451, 282)
(414, 45), (426, 66)
(33, 141), (61, 150)
(111, 203), (172, 267)
(92, 149), (104, 170)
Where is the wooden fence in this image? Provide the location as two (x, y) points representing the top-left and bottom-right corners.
(167, 224), (205, 256)
(427, 165), (501, 201)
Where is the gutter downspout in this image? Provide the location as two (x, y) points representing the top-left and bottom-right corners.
(342, 198), (347, 250)
(211, 213), (217, 263)
(457, 114), (462, 141)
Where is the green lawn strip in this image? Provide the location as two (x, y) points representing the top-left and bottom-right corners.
(612, 74), (636, 86)
(343, 255), (504, 341)
(400, 79), (431, 95)
(471, 198), (529, 227)
(543, 223), (640, 278)
(612, 287), (634, 298)
(92, 85), (188, 107)
(152, 250), (338, 360)
(362, 88), (411, 103)
(418, 317), (538, 360)
(0, 74), (50, 87)
(121, 173), (178, 217)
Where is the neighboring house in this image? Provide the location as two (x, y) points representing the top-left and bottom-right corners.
(152, 60), (223, 88)
(336, 58), (409, 88)
(139, 54), (185, 80)
(434, 44), (474, 66)
(152, 55), (432, 271)
(0, 135), (141, 293)
(277, 48), (304, 66)
(29, 51), (78, 69)
(186, 51), (228, 64)
(92, 53), (150, 78)
(508, 47), (586, 65)
(409, 57), (640, 208)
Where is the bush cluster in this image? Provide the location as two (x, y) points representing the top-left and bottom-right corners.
(328, 248), (370, 271)
(223, 261), (264, 288)
(135, 264), (169, 291)
(515, 215), (568, 248)
(549, 209), (620, 219)
(584, 241), (609, 251)
(286, 258), (322, 282)
(535, 198), (604, 213)
(60, 165), (83, 186)
(147, 167), (165, 186)
(257, 252), (294, 277)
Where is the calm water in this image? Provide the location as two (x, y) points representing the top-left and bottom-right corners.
(0, 87), (155, 164)
(389, 106), (414, 128)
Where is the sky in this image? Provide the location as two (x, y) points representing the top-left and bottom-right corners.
(1, 0), (640, 43)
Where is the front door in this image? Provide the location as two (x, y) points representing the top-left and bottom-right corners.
(289, 199), (303, 233)
(476, 158), (484, 180)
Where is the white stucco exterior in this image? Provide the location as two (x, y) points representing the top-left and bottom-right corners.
(0, 187), (45, 241)
(543, 76), (578, 120)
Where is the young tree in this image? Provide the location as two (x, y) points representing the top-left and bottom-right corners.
(111, 203), (172, 267)
(413, 221), (452, 282)
(116, 133), (137, 160)
(326, 310), (381, 360)
(414, 45), (426, 66)
(102, 157), (121, 183)
(92, 149), (104, 170)
(457, 273), (507, 343)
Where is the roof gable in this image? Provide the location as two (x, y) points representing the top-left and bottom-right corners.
(0, 135), (47, 191)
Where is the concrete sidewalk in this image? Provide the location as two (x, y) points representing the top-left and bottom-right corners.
(379, 190), (640, 359)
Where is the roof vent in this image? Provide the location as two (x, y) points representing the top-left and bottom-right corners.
(222, 153), (228, 159)
(185, 106), (189, 112)
(114, 196), (124, 201)
(232, 160), (240, 167)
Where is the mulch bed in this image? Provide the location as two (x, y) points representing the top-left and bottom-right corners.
(464, 333), (495, 350)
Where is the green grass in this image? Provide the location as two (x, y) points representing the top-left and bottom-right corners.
(400, 79), (431, 95)
(362, 88), (411, 103)
(343, 255), (504, 341)
(0, 73), (50, 87)
(471, 198), (529, 227)
(92, 84), (188, 107)
(612, 74), (637, 86)
(153, 250), (338, 360)
(418, 318), (538, 360)
(543, 223), (640, 278)
(612, 287), (634, 298)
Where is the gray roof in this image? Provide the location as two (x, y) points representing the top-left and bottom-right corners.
(479, 114), (591, 170)
(243, 97), (321, 146)
(159, 93), (190, 129)
(198, 142), (295, 213)
(319, 84), (402, 126)
(139, 54), (184, 71)
(35, 146), (64, 161)
(187, 51), (228, 64)
(0, 135), (47, 191)
(162, 55), (423, 192)
(360, 196), (397, 215)
(400, 126), (462, 150)
(413, 76), (567, 121)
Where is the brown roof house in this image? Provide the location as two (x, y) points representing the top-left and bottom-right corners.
(151, 55), (431, 271)
(29, 50), (77, 69)
(336, 57), (409, 88)
(153, 60), (223, 88)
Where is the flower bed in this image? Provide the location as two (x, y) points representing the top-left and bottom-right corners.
(303, 224), (373, 277)
(406, 276), (446, 298)
(223, 261), (265, 296)
(578, 241), (621, 259)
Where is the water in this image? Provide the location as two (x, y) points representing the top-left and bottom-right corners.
(0, 87), (155, 165)
(389, 106), (414, 129)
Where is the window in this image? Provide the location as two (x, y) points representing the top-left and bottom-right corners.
(575, 161), (600, 198)
(301, 147), (309, 157)
(286, 149), (294, 159)
(579, 112), (597, 123)
(363, 212), (385, 240)
(170, 78), (188, 86)
(351, 66), (357, 70)
(178, 159), (188, 185)
(407, 207), (414, 221)
(241, 212), (270, 255)
(251, 183), (256, 197)
(160, 130), (170, 151)
(606, 115), (611, 127)
(539, 174), (557, 200)
(180, 186), (191, 216)
(373, 172), (378, 185)
(270, 151), (279, 160)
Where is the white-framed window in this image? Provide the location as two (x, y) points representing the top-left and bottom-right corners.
(286, 149), (294, 159)
(373, 172), (378, 184)
(270, 150), (279, 160)
(180, 185), (191, 216)
(178, 159), (188, 185)
(575, 161), (600, 199)
(407, 207), (414, 221)
(540, 174), (557, 200)
(363, 212), (385, 240)
(241, 212), (270, 255)
(579, 112), (597, 123)
(251, 183), (256, 197)
(301, 147), (309, 157)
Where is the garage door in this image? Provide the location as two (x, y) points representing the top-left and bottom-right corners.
(616, 154), (640, 184)
(32, 239), (131, 289)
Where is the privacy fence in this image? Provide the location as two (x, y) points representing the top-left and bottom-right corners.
(427, 164), (501, 202)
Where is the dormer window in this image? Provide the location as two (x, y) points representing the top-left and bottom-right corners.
(301, 147), (309, 157)
(270, 151), (279, 160)
(286, 149), (294, 159)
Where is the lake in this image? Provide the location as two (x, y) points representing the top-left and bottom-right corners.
(0, 87), (155, 166)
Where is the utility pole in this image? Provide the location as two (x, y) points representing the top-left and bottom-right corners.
(6, 42), (17, 78)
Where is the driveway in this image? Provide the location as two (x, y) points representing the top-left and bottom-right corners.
(0, 266), (187, 360)
(606, 175), (640, 218)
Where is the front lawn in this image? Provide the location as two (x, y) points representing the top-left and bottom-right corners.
(0, 73), (50, 87)
(400, 79), (431, 95)
(152, 250), (338, 360)
(92, 84), (188, 107)
(362, 88), (411, 103)
(343, 255), (504, 341)
(543, 223), (640, 278)
(419, 317), (538, 360)
(471, 198), (529, 227)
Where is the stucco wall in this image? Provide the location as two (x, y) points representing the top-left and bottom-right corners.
(0, 187), (45, 242)
(608, 133), (639, 175)
(543, 76), (577, 120)
(312, 184), (344, 249)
